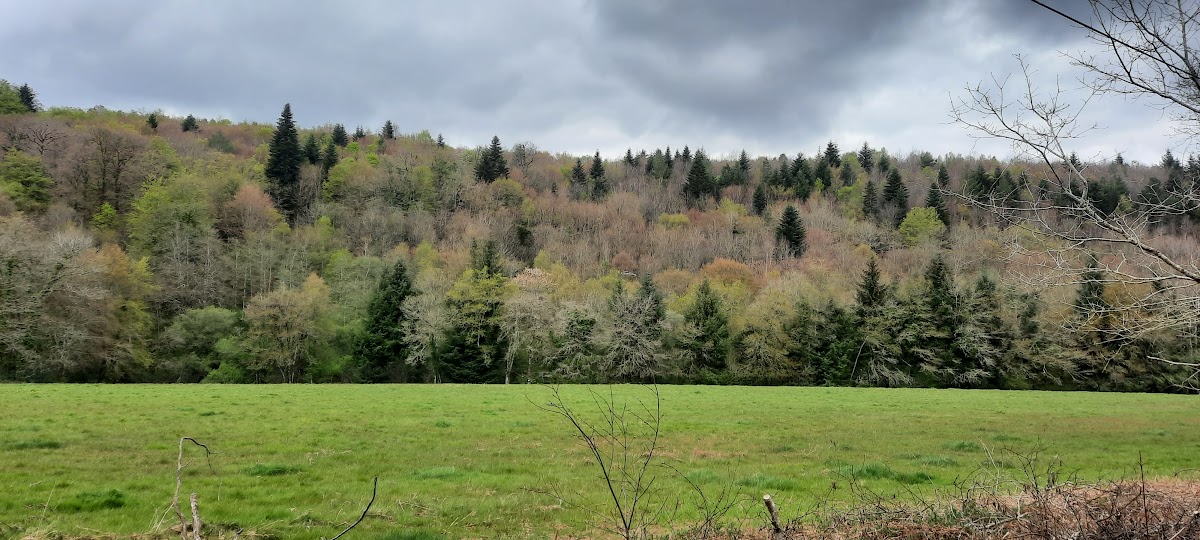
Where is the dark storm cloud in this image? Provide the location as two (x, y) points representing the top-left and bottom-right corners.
(0, 0), (1170, 162)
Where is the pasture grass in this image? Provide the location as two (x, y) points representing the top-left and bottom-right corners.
(0, 385), (1197, 539)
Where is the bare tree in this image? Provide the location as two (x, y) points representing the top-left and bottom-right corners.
(952, 0), (1200, 383)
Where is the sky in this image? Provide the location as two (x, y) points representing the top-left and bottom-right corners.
(0, 0), (1182, 164)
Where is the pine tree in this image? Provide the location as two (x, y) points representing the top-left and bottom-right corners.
(854, 258), (888, 319)
(331, 124), (349, 147)
(321, 139), (339, 175)
(303, 133), (321, 165)
(436, 134), (445, 148)
(926, 182), (949, 226)
(883, 168), (909, 224)
(474, 135), (509, 183)
(17, 84), (39, 112)
(664, 146), (674, 173)
(1075, 255), (1107, 316)
(624, 148), (635, 166)
(353, 125), (367, 140)
(381, 120), (396, 139)
(681, 145), (691, 162)
(684, 149), (714, 200)
(570, 158), (588, 199)
(682, 279), (730, 371)
(181, 114), (199, 132)
(752, 182), (768, 216)
(469, 238), (502, 277)
(265, 103), (303, 223)
(359, 258), (417, 382)
(146, 113), (158, 131)
(813, 159), (831, 193)
(590, 151), (609, 199)
(858, 142), (874, 174)
(737, 150), (751, 172)
(838, 161), (855, 187)
(863, 180), (879, 220)
(776, 204), (807, 258)
(823, 141), (841, 167)
(878, 152), (891, 174)
(936, 164), (950, 188)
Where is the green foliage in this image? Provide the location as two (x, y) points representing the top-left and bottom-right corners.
(681, 280), (730, 371)
(858, 143), (874, 173)
(331, 124), (349, 147)
(752, 182), (768, 216)
(442, 267), (513, 383)
(180, 114), (199, 132)
(145, 112), (158, 131)
(265, 104), (303, 223)
(589, 151), (607, 199)
(863, 179), (879, 221)
(381, 120), (396, 139)
(303, 132), (321, 165)
(925, 183), (949, 226)
(775, 205), (806, 258)
(823, 141), (841, 167)
(57, 490), (126, 512)
(127, 177), (212, 258)
(569, 158), (588, 199)
(0, 80), (27, 114)
(206, 131), (236, 154)
(474, 135), (510, 183)
(0, 150), (54, 213)
(684, 149), (716, 201)
(358, 259), (417, 382)
(898, 207), (947, 247)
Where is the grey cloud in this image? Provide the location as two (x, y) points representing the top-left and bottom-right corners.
(0, 0), (1168, 162)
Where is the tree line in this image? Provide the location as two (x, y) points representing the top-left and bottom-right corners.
(1, 94), (1196, 390)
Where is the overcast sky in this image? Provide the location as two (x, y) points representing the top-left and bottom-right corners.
(0, 0), (1181, 164)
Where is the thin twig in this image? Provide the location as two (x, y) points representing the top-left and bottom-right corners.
(329, 476), (378, 540)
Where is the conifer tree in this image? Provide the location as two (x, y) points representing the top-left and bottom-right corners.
(684, 149), (714, 200)
(752, 182), (768, 216)
(681, 145), (691, 162)
(823, 141), (841, 167)
(146, 113), (158, 131)
(265, 103), (303, 222)
(474, 135), (509, 183)
(181, 114), (199, 132)
(624, 148), (635, 166)
(858, 142), (874, 174)
(878, 152), (891, 174)
(936, 164), (950, 188)
(664, 145), (674, 173)
(813, 158), (831, 192)
(589, 151), (605, 182)
(570, 158), (588, 199)
(17, 84), (39, 112)
(353, 125), (367, 140)
(321, 139), (338, 175)
(863, 179), (879, 220)
(303, 133), (321, 165)
(926, 182), (950, 226)
(436, 133), (445, 148)
(381, 120), (396, 139)
(854, 258), (888, 319)
(838, 161), (855, 187)
(776, 204), (807, 258)
(682, 279), (730, 371)
(737, 150), (751, 172)
(359, 258), (417, 381)
(331, 124), (349, 147)
(1075, 255), (1107, 316)
(883, 168), (909, 224)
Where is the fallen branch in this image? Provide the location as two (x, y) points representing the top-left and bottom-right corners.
(328, 476), (378, 540)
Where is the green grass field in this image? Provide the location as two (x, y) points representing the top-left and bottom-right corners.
(1, 385), (1197, 539)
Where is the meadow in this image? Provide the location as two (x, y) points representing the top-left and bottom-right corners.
(1, 385), (1197, 539)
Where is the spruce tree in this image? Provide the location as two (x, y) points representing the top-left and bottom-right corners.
(303, 133), (321, 165)
(382, 120), (396, 139)
(321, 139), (339, 175)
(17, 84), (39, 112)
(436, 133), (445, 148)
(854, 258), (888, 319)
(752, 182), (768, 216)
(474, 135), (509, 183)
(737, 150), (751, 172)
(858, 142), (874, 174)
(589, 151), (605, 181)
(813, 158), (831, 193)
(838, 161), (854, 187)
(878, 152), (891, 174)
(359, 258), (417, 382)
(1075, 255), (1107, 316)
(863, 180), (879, 220)
(776, 204), (807, 258)
(624, 148), (635, 166)
(181, 114), (199, 132)
(331, 124), (349, 147)
(926, 182), (950, 226)
(883, 168), (909, 224)
(936, 164), (950, 188)
(681, 145), (691, 162)
(823, 141), (841, 167)
(146, 113), (158, 131)
(265, 103), (303, 223)
(570, 158), (588, 199)
(353, 125), (367, 140)
(684, 149), (714, 200)
(682, 279), (730, 371)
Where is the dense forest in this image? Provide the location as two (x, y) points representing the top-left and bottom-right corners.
(1, 80), (1196, 390)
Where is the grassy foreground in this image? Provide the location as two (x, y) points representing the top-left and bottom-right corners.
(0, 385), (1196, 539)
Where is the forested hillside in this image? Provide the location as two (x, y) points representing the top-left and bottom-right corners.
(1, 82), (1195, 390)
